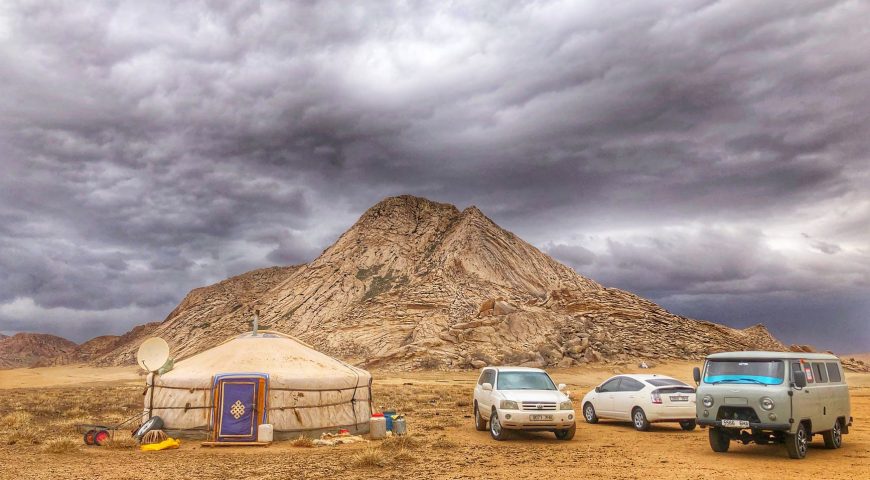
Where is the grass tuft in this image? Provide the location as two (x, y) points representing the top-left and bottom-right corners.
(353, 446), (385, 467)
(41, 438), (79, 454)
(290, 435), (315, 448)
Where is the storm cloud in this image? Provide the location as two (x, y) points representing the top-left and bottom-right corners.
(0, 1), (867, 351)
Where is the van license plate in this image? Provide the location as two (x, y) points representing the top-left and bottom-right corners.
(669, 395), (688, 402)
(721, 419), (750, 428)
(529, 414), (553, 421)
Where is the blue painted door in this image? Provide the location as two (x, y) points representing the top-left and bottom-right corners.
(217, 379), (258, 441)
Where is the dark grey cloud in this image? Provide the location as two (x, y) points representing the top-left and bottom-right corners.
(0, 1), (867, 351)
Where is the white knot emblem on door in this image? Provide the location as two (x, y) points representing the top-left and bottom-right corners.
(230, 400), (246, 419)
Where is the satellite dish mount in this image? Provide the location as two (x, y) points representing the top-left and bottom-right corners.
(136, 337), (170, 418)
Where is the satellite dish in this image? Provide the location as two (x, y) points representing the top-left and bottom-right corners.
(137, 337), (170, 373)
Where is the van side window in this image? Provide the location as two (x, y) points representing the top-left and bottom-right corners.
(478, 370), (490, 385)
(486, 370), (496, 386)
(803, 363), (815, 383)
(826, 362), (842, 383)
(813, 362), (828, 383)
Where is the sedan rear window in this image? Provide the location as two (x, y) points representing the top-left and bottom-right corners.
(496, 372), (556, 390)
(646, 378), (688, 387)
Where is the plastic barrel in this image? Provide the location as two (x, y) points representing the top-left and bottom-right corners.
(383, 410), (396, 431)
(369, 414), (387, 439)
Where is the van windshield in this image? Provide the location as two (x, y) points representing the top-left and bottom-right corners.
(704, 360), (784, 385)
(497, 372), (556, 390)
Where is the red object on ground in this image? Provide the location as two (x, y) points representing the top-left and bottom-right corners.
(83, 430), (96, 446)
(93, 430), (111, 446)
(372, 413), (384, 417)
(338, 429), (350, 435)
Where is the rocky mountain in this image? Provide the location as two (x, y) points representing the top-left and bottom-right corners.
(0, 333), (77, 369)
(94, 195), (787, 370)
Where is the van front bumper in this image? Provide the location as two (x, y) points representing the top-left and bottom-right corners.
(698, 419), (791, 431)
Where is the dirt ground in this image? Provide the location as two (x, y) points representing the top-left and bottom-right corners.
(1, 361), (867, 479)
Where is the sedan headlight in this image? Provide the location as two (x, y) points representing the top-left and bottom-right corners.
(702, 395), (714, 408)
(559, 400), (573, 410)
(760, 397), (775, 411)
(500, 400), (519, 410)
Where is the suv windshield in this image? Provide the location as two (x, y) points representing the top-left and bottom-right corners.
(704, 360), (785, 385)
(497, 372), (556, 390)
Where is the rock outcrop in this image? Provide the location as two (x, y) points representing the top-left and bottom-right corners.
(92, 195), (790, 370)
(0, 333), (77, 368)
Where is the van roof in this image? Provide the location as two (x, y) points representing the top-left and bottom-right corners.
(706, 351), (840, 361)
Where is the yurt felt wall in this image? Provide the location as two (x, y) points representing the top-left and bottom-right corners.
(143, 332), (372, 439)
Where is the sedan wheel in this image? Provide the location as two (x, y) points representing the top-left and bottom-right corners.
(583, 403), (598, 424)
(632, 408), (650, 431)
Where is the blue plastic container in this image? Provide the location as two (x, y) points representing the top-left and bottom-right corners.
(383, 410), (396, 431)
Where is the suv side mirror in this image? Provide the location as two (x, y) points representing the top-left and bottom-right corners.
(692, 367), (701, 385)
(594, 386), (601, 393)
(792, 371), (807, 389)
(558, 383), (566, 391)
(482, 382), (493, 391)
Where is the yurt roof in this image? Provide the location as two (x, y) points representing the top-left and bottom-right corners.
(155, 331), (370, 389)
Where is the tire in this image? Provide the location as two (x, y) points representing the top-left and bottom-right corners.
(822, 419), (843, 449)
(679, 420), (697, 431)
(632, 408), (650, 431)
(93, 429), (111, 446)
(583, 403), (599, 424)
(554, 423), (576, 441)
(474, 403), (488, 431)
(133, 416), (164, 440)
(785, 423), (809, 459)
(489, 409), (511, 441)
(83, 429), (96, 446)
(709, 427), (730, 453)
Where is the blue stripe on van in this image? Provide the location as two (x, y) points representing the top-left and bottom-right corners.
(704, 374), (783, 385)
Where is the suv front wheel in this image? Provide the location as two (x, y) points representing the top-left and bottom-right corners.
(554, 423), (576, 440)
(474, 403), (488, 431)
(489, 409), (511, 441)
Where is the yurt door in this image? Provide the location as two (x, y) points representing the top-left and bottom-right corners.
(213, 375), (267, 442)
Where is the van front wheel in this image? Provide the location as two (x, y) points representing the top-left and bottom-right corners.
(709, 427), (730, 452)
(785, 423), (809, 459)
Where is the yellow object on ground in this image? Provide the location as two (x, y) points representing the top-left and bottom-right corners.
(140, 438), (181, 451)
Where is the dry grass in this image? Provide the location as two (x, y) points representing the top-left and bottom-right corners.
(381, 433), (423, 450)
(455, 398), (471, 407)
(290, 435), (315, 448)
(1, 411), (33, 428)
(353, 445), (386, 467)
(104, 437), (138, 449)
(0, 385), (141, 448)
(40, 438), (79, 454)
(431, 436), (458, 449)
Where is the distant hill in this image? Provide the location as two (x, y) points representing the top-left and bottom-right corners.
(88, 195), (787, 370)
(0, 333), (77, 369)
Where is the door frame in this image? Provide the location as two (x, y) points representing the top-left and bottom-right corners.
(211, 373), (269, 442)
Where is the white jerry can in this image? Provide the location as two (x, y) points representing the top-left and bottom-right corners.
(258, 424), (274, 443)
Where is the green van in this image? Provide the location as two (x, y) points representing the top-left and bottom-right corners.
(693, 351), (852, 459)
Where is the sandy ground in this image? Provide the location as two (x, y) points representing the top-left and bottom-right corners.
(0, 362), (867, 479)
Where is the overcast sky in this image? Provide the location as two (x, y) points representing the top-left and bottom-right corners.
(1, 1), (867, 352)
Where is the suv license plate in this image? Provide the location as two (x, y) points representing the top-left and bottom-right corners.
(529, 414), (553, 421)
(721, 419), (750, 428)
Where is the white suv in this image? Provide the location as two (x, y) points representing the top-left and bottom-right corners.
(473, 366), (576, 440)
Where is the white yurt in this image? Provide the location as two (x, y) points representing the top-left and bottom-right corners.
(143, 331), (372, 442)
